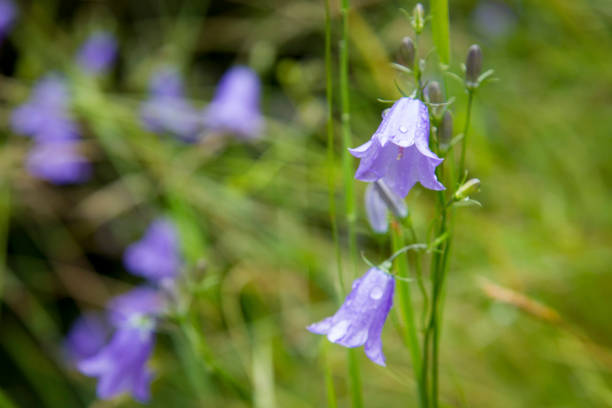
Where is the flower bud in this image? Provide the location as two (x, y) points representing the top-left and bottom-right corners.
(397, 37), (415, 68)
(465, 44), (483, 87)
(425, 81), (443, 104)
(412, 3), (425, 34)
(373, 180), (408, 220)
(455, 178), (481, 200)
(438, 111), (453, 151)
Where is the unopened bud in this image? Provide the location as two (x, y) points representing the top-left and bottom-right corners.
(465, 44), (482, 87)
(455, 178), (481, 200)
(425, 81), (443, 104)
(439, 111), (453, 151)
(398, 37), (415, 68)
(412, 3), (425, 34)
(373, 180), (408, 220)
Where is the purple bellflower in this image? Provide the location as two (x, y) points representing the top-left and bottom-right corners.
(308, 267), (395, 366)
(141, 68), (201, 141)
(0, 0), (17, 42)
(202, 66), (263, 139)
(78, 287), (164, 403)
(123, 219), (182, 283)
(365, 183), (389, 234)
(65, 313), (109, 362)
(77, 31), (118, 74)
(26, 142), (91, 185)
(349, 97), (444, 198)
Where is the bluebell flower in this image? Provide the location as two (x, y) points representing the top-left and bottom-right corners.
(77, 31), (118, 74)
(365, 183), (389, 234)
(123, 219), (182, 283)
(0, 0), (17, 42)
(26, 141), (91, 185)
(308, 267), (395, 366)
(140, 68), (201, 141)
(349, 97), (444, 198)
(202, 66), (263, 139)
(65, 313), (109, 362)
(78, 287), (163, 403)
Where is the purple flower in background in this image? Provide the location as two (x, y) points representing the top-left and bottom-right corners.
(77, 31), (118, 74)
(65, 313), (109, 362)
(349, 98), (444, 198)
(0, 0), (17, 41)
(141, 68), (201, 141)
(78, 287), (163, 402)
(473, 1), (517, 40)
(124, 219), (182, 283)
(365, 184), (389, 234)
(202, 66), (263, 139)
(308, 268), (395, 366)
(11, 75), (80, 142)
(26, 142), (91, 185)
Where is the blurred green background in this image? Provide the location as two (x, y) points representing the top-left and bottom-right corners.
(1, 0), (611, 407)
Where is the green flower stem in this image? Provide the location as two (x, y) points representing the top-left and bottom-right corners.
(391, 223), (427, 408)
(458, 90), (474, 182)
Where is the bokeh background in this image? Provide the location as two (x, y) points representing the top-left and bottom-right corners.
(1, 0), (611, 407)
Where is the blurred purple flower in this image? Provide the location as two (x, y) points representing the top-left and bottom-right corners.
(26, 141), (91, 185)
(203, 66), (263, 139)
(365, 184), (389, 234)
(123, 219), (182, 283)
(349, 98), (444, 198)
(308, 267), (395, 366)
(473, 1), (517, 40)
(0, 0), (17, 41)
(78, 287), (163, 402)
(11, 75), (80, 142)
(65, 313), (109, 362)
(77, 31), (118, 74)
(141, 69), (201, 141)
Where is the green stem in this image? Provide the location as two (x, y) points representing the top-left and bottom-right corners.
(458, 91), (474, 182)
(391, 224), (427, 408)
(339, 0), (362, 406)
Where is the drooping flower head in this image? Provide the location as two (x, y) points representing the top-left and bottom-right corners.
(26, 141), (91, 185)
(11, 75), (80, 142)
(349, 97), (444, 198)
(202, 66), (263, 139)
(140, 68), (201, 141)
(124, 219), (182, 283)
(77, 31), (118, 74)
(308, 268), (395, 366)
(0, 0), (17, 42)
(65, 313), (109, 362)
(77, 287), (164, 403)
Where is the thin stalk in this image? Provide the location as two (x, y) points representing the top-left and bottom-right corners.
(339, 0), (362, 406)
(391, 223), (427, 408)
(324, 1), (341, 406)
(458, 91), (474, 182)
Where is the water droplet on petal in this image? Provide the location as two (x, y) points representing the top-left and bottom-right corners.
(399, 126), (408, 133)
(328, 320), (350, 342)
(370, 286), (383, 300)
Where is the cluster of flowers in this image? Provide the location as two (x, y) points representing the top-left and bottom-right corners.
(66, 219), (182, 402)
(308, 97), (444, 366)
(9, 28), (262, 184)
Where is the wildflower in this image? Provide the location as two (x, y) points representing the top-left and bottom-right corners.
(140, 68), (201, 141)
(465, 45), (483, 88)
(308, 267), (395, 366)
(0, 0), (17, 42)
(78, 287), (163, 403)
(65, 313), (109, 362)
(123, 219), (182, 283)
(202, 66), (263, 139)
(365, 184), (389, 233)
(26, 141), (91, 185)
(77, 31), (118, 74)
(349, 97), (444, 198)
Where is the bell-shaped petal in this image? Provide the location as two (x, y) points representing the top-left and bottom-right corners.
(107, 287), (165, 328)
(0, 0), (17, 41)
(365, 183), (388, 234)
(26, 141), (91, 185)
(349, 98), (444, 197)
(77, 31), (118, 74)
(308, 268), (395, 366)
(202, 66), (263, 139)
(65, 313), (109, 362)
(123, 219), (182, 284)
(78, 326), (155, 403)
